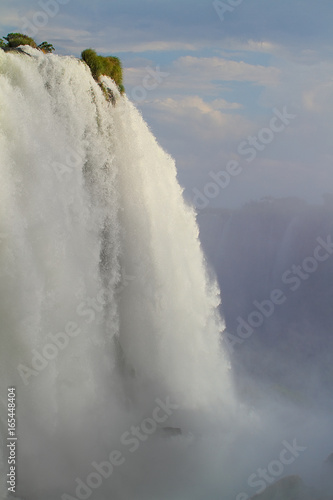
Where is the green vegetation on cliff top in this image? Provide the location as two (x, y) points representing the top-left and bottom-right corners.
(0, 33), (54, 52)
(81, 48), (124, 94)
(0, 33), (125, 96)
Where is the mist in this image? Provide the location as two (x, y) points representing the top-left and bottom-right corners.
(0, 47), (332, 500)
(196, 196), (333, 497)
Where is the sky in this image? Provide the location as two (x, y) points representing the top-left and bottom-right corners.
(1, 0), (333, 209)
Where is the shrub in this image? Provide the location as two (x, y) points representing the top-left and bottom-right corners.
(0, 33), (55, 52)
(118, 83), (125, 94)
(3, 33), (37, 49)
(81, 49), (124, 94)
(81, 49), (104, 80)
(38, 41), (55, 53)
(103, 56), (124, 89)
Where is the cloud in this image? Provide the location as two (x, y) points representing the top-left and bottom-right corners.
(0, 12), (23, 27)
(107, 41), (201, 53)
(210, 98), (243, 111)
(124, 55), (280, 103)
(2, 0), (332, 210)
(3, 0), (333, 58)
(82, 0), (333, 53)
(171, 56), (280, 89)
(137, 95), (254, 176)
(303, 81), (333, 113)
(152, 95), (242, 115)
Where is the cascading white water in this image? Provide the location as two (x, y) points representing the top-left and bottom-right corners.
(0, 47), (235, 499)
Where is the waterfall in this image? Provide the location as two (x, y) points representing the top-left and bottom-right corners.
(0, 47), (234, 499)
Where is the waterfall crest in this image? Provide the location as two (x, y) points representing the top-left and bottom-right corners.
(0, 47), (233, 499)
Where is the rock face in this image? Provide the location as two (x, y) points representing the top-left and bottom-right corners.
(162, 427), (182, 436)
(2, 47), (31, 55)
(324, 453), (333, 464)
(249, 475), (320, 500)
(250, 455), (333, 500)
(320, 453), (333, 497)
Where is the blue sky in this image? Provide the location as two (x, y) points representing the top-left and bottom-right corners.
(1, 0), (333, 208)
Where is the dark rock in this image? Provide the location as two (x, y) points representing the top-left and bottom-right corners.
(2, 46), (32, 56)
(162, 427), (182, 436)
(324, 453), (333, 464)
(319, 453), (333, 497)
(250, 475), (320, 500)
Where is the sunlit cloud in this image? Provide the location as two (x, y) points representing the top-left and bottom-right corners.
(173, 56), (280, 87)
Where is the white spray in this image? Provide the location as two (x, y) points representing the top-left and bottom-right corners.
(0, 48), (235, 499)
